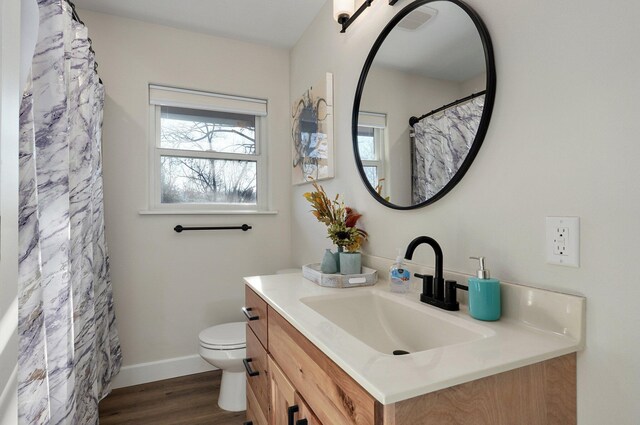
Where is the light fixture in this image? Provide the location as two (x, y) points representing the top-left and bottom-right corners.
(335, 0), (399, 33)
(333, 0), (354, 26)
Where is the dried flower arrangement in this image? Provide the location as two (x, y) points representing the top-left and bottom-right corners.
(303, 181), (368, 252)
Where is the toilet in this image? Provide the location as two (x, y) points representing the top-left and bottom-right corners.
(198, 321), (247, 412)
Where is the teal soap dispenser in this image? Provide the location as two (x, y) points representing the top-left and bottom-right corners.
(467, 256), (501, 321)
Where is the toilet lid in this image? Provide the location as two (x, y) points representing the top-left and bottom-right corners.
(199, 322), (246, 349)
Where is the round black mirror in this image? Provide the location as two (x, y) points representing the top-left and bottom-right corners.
(352, 0), (496, 209)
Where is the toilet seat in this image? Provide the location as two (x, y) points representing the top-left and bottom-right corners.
(201, 341), (245, 350)
(199, 322), (246, 350)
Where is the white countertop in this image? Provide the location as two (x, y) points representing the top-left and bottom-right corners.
(244, 271), (584, 405)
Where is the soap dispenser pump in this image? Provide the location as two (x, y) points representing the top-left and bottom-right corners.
(467, 256), (501, 321)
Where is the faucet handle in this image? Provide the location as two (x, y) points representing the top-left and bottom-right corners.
(444, 280), (458, 305)
(414, 273), (433, 298)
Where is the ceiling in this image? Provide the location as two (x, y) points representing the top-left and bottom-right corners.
(374, 2), (486, 82)
(73, 0), (327, 48)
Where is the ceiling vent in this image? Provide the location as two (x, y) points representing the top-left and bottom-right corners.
(397, 6), (437, 31)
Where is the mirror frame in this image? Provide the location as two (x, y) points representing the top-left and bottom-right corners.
(352, 0), (496, 210)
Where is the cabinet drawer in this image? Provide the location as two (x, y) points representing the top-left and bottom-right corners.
(246, 326), (269, 419)
(245, 286), (268, 348)
(268, 307), (378, 425)
(246, 381), (268, 425)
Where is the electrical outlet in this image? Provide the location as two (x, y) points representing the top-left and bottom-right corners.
(553, 227), (568, 255)
(546, 217), (580, 267)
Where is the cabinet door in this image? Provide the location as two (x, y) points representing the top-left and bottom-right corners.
(270, 356), (322, 425)
(269, 307), (377, 425)
(269, 356), (296, 425)
(294, 394), (322, 425)
(246, 326), (270, 417)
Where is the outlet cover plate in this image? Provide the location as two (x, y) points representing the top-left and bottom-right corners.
(546, 216), (580, 267)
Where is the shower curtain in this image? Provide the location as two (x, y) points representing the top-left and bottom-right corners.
(411, 95), (485, 204)
(18, 1), (122, 424)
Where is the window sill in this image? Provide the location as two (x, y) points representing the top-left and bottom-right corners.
(138, 209), (278, 216)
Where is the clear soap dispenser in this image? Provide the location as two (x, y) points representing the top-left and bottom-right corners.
(467, 256), (501, 321)
(390, 249), (411, 293)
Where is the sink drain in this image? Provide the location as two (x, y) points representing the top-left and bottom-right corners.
(392, 350), (410, 356)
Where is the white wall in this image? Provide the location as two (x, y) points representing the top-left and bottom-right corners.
(0, 0), (20, 422)
(80, 11), (293, 374)
(290, 1), (640, 424)
(461, 72), (486, 95)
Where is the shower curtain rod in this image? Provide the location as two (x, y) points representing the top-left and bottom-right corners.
(409, 90), (486, 127)
(65, 0), (102, 84)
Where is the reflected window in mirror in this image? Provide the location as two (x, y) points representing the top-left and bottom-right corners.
(357, 112), (387, 197)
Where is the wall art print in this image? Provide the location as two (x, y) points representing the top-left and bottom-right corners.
(291, 72), (334, 185)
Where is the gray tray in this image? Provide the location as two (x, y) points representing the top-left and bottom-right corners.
(302, 263), (378, 288)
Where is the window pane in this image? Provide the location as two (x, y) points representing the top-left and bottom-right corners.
(363, 166), (378, 188)
(161, 156), (257, 204)
(357, 126), (376, 160)
(160, 106), (256, 154)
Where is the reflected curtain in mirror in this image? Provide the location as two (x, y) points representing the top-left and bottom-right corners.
(411, 93), (484, 203)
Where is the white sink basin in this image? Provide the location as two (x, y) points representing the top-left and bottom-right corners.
(300, 289), (493, 355)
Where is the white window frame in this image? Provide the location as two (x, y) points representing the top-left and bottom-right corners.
(358, 112), (387, 194)
(146, 85), (270, 214)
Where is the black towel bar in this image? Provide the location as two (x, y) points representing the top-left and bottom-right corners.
(174, 224), (252, 233)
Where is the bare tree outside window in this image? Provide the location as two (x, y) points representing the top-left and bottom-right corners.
(159, 106), (258, 204)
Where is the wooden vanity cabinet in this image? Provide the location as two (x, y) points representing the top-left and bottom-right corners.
(245, 325), (269, 424)
(268, 356), (295, 425)
(244, 285), (270, 425)
(245, 285), (577, 425)
(294, 393), (322, 425)
(268, 304), (378, 425)
(244, 285), (268, 347)
(245, 285), (377, 425)
(246, 382), (268, 425)
(269, 356), (321, 425)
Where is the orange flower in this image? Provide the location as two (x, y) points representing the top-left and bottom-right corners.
(345, 209), (362, 228)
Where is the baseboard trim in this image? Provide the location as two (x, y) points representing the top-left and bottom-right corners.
(110, 354), (216, 389)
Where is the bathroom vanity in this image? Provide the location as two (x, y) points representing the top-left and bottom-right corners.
(242, 266), (584, 425)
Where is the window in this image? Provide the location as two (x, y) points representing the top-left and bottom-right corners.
(148, 85), (268, 212)
(357, 112), (386, 195)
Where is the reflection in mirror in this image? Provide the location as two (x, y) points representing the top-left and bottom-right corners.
(353, 0), (495, 209)
(357, 112), (387, 195)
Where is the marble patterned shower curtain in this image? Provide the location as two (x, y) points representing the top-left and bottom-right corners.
(411, 95), (485, 204)
(18, 1), (122, 424)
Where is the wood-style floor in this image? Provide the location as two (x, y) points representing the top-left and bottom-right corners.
(99, 371), (246, 425)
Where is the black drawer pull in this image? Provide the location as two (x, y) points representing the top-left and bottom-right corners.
(243, 358), (259, 377)
(243, 422), (253, 425)
(287, 405), (299, 425)
(242, 306), (259, 321)
(296, 420), (308, 425)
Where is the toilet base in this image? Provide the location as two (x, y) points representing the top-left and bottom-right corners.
(217, 370), (246, 412)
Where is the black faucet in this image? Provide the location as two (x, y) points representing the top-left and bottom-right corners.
(404, 236), (461, 311)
